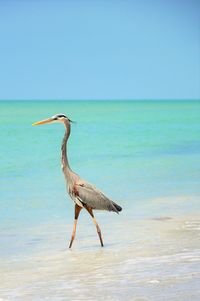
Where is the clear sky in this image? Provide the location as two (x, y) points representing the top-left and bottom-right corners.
(0, 0), (199, 100)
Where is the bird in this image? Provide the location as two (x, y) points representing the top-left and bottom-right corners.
(32, 114), (122, 248)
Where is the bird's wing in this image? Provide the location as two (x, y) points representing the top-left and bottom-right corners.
(74, 180), (119, 213)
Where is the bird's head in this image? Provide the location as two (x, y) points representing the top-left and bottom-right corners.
(32, 114), (73, 126)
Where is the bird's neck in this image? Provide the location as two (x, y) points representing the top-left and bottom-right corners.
(61, 120), (72, 175)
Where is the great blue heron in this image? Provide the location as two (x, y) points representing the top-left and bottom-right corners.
(32, 114), (122, 248)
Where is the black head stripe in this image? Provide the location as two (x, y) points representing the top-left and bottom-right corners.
(57, 114), (67, 118)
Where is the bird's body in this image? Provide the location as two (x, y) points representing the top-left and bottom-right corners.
(32, 114), (122, 247)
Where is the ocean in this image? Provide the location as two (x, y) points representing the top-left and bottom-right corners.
(0, 100), (200, 300)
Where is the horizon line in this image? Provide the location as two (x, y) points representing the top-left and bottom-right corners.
(0, 98), (200, 102)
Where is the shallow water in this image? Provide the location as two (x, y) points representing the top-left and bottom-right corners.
(0, 100), (200, 300)
(1, 214), (200, 301)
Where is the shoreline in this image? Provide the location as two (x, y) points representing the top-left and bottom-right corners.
(1, 212), (200, 300)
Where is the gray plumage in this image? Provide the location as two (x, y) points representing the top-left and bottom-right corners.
(61, 117), (122, 213)
(32, 113), (122, 248)
(74, 181), (121, 213)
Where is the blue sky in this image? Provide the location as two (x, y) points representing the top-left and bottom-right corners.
(0, 0), (199, 100)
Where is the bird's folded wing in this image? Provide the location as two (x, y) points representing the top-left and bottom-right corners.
(75, 182), (118, 212)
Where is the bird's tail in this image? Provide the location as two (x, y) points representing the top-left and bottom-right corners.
(112, 201), (122, 213)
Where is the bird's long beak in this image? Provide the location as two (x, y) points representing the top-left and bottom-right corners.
(32, 118), (54, 126)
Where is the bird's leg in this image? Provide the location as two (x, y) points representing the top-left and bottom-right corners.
(85, 205), (104, 247)
(69, 204), (82, 248)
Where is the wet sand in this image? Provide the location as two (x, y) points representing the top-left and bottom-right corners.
(0, 213), (200, 301)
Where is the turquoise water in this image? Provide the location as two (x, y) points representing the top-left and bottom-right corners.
(1, 100), (200, 224)
(1, 100), (200, 300)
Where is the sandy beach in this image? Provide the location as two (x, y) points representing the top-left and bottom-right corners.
(1, 210), (200, 301)
(1, 0), (200, 298)
(1, 100), (200, 300)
